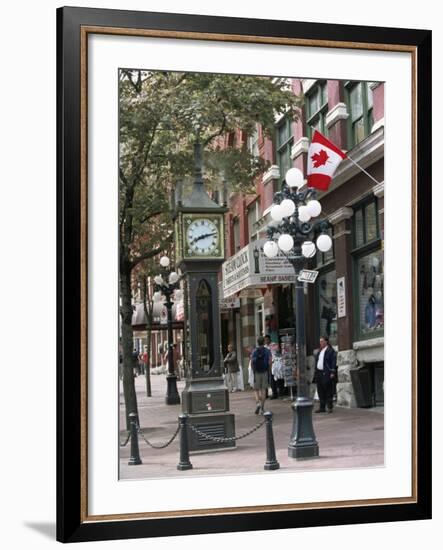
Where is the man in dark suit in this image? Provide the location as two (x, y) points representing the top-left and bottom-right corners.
(313, 336), (337, 413)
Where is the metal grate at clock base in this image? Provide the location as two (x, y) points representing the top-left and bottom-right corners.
(196, 422), (224, 441)
(187, 414), (236, 452)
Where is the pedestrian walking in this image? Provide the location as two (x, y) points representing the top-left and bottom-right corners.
(271, 345), (286, 398)
(313, 336), (337, 413)
(223, 344), (239, 392)
(141, 347), (148, 375)
(173, 343), (181, 380)
(251, 336), (272, 415)
(164, 343), (181, 379)
(264, 334), (279, 399)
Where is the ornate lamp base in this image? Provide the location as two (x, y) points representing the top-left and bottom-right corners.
(288, 397), (319, 459)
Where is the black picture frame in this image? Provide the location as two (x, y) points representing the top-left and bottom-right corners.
(57, 6), (432, 543)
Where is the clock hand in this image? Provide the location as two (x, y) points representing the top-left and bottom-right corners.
(190, 232), (217, 245)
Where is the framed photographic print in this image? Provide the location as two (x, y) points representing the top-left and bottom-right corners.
(57, 6), (431, 543)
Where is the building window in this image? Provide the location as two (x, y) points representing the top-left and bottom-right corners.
(248, 126), (259, 158)
(275, 117), (293, 183)
(247, 199), (260, 242)
(316, 269), (338, 345)
(352, 197), (383, 339)
(346, 81), (374, 148)
(306, 81), (328, 139)
(233, 217), (241, 252)
(353, 197), (379, 248)
(356, 250), (384, 337)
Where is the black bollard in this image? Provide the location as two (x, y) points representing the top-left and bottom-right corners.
(128, 412), (142, 466)
(264, 411), (280, 471)
(177, 414), (193, 471)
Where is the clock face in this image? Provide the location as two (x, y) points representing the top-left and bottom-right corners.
(186, 218), (220, 256)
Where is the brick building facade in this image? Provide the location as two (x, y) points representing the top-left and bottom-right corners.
(221, 78), (385, 408)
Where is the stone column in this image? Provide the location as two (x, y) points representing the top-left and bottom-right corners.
(336, 349), (358, 408)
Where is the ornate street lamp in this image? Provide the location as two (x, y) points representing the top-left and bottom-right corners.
(263, 167), (332, 459)
(153, 256), (184, 405)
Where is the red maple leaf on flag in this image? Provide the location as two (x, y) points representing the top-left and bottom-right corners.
(311, 149), (329, 168)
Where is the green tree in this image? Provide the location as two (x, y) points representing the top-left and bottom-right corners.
(119, 70), (301, 425)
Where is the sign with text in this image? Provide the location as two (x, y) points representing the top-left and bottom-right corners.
(337, 276), (346, 318)
(222, 239), (295, 298)
(297, 269), (319, 283)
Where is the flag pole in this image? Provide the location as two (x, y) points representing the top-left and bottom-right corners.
(345, 155), (383, 186)
(309, 126), (383, 186)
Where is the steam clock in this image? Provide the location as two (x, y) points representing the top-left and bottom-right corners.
(174, 143), (236, 452)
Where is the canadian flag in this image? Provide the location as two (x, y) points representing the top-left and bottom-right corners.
(307, 130), (347, 191)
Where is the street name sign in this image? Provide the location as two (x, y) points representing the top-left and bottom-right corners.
(297, 269), (319, 283)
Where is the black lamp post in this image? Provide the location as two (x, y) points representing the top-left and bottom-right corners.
(153, 256), (183, 405)
(263, 167), (333, 459)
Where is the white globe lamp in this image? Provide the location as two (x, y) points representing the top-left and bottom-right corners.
(169, 272), (179, 284)
(270, 203), (284, 222)
(278, 233), (294, 252)
(263, 240), (279, 258)
(280, 198), (296, 218)
(317, 234), (333, 252)
(302, 241), (316, 258)
(285, 167), (304, 189)
(154, 275), (164, 285)
(160, 256), (170, 267)
(306, 200), (322, 218)
(298, 205), (311, 223)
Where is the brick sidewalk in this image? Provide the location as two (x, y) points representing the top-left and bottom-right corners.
(119, 372), (384, 480)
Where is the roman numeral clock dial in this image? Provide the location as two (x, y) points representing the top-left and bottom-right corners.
(186, 218), (219, 256)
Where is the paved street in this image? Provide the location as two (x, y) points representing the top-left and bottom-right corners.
(119, 372), (384, 480)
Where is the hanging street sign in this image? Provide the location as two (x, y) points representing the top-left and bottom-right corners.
(297, 269), (319, 283)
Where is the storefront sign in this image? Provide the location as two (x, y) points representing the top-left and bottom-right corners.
(222, 239), (295, 298)
(220, 295), (240, 310)
(217, 281), (240, 309)
(337, 276), (346, 318)
(238, 289), (263, 299)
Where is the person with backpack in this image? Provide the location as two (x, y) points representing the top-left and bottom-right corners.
(250, 336), (272, 415)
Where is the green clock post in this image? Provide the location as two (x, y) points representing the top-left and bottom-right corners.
(174, 142), (236, 453)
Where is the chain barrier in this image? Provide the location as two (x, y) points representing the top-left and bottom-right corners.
(137, 423), (181, 449)
(188, 418), (266, 444)
(120, 432), (131, 447)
